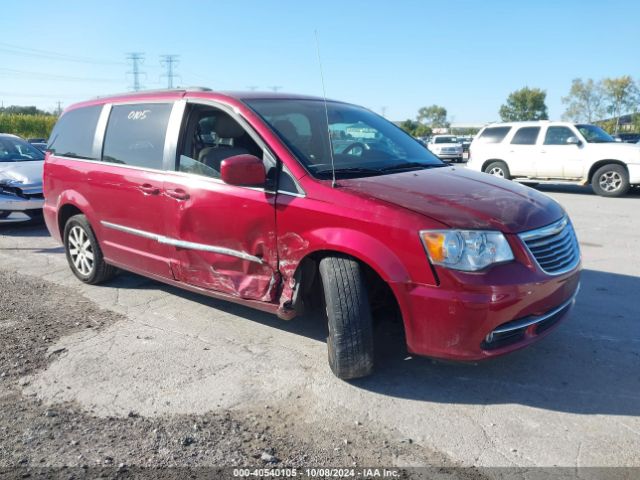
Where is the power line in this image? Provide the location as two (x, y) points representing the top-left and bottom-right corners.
(160, 54), (180, 89)
(0, 42), (124, 65)
(0, 67), (121, 83)
(126, 53), (145, 91)
(269, 86), (283, 92)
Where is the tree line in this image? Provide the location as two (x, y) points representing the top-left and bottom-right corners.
(400, 75), (640, 137)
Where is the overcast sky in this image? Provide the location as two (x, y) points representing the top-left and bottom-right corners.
(1, 0), (639, 122)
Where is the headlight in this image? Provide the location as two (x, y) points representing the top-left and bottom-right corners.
(420, 230), (514, 271)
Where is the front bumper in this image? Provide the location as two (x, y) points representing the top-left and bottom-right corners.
(0, 193), (44, 212)
(391, 261), (581, 361)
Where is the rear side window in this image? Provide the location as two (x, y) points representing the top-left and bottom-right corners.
(102, 103), (173, 169)
(476, 126), (511, 144)
(544, 126), (575, 145)
(47, 106), (102, 159)
(511, 127), (540, 145)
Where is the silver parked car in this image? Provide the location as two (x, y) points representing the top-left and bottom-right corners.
(0, 134), (45, 220)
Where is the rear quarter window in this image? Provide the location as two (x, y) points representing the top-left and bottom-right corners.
(47, 105), (102, 159)
(102, 103), (173, 169)
(510, 127), (540, 145)
(476, 126), (512, 144)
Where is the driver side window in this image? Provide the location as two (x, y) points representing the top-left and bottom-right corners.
(177, 105), (264, 179)
(544, 127), (575, 145)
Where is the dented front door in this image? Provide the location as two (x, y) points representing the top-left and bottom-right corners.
(162, 172), (278, 302)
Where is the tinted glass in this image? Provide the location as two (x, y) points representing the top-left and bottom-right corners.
(0, 136), (45, 162)
(102, 103), (172, 169)
(246, 99), (443, 179)
(476, 126), (511, 144)
(47, 105), (102, 159)
(544, 126), (575, 145)
(510, 127), (540, 145)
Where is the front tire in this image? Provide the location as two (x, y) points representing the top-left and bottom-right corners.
(591, 164), (630, 197)
(484, 161), (511, 180)
(63, 214), (116, 284)
(319, 255), (374, 380)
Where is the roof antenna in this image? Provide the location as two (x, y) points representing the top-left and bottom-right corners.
(314, 30), (337, 188)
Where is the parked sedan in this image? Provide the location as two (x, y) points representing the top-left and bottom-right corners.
(0, 134), (45, 220)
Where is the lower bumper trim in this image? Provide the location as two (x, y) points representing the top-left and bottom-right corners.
(483, 284), (580, 349)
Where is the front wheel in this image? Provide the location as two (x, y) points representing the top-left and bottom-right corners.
(484, 161), (511, 180)
(319, 255), (374, 380)
(64, 214), (116, 284)
(591, 164), (630, 197)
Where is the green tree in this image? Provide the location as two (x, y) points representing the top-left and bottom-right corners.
(499, 87), (548, 121)
(561, 78), (605, 122)
(0, 105), (51, 116)
(417, 105), (449, 128)
(601, 76), (639, 134)
(399, 119), (431, 138)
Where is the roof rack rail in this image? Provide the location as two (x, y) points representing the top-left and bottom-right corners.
(94, 86), (212, 99)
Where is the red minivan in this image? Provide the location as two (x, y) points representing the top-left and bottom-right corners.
(43, 88), (581, 379)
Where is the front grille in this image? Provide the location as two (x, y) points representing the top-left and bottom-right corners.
(519, 217), (580, 275)
(0, 186), (24, 198)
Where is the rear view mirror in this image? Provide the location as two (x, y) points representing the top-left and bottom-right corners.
(566, 136), (581, 146)
(220, 154), (265, 187)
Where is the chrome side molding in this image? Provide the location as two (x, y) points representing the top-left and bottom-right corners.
(101, 221), (263, 264)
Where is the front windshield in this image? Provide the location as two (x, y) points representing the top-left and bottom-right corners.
(0, 137), (45, 162)
(434, 136), (458, 144)
(576, 124), (615, 143)
(245, 99), (443, 179)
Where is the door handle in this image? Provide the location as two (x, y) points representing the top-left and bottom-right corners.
(166, 188), (190, 200)
(139, 183), (160, 195)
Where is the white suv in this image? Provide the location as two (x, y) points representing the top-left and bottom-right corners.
(427, 135), (463, 163)
(467, 121), (640, 197)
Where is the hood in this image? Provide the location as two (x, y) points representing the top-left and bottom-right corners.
(0, 161), (44, 194)
(339, 166), (565, 233)
(588, 141), (640, 161)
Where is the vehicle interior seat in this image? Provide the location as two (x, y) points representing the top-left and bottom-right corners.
(198, 115), (252, 172)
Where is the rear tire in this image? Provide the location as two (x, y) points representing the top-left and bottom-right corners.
(591, 164), (630, 197)
(63, 214), (116, 284)
(484, 161), (511, 180)
(319, 255), (374, 380)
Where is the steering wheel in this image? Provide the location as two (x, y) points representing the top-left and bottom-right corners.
(341, 142), (369, 156)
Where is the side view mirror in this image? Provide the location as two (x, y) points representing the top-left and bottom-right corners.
(566, 136), (582, 146)
(220, 154), (265, 187)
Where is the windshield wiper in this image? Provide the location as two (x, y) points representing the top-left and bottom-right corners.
(315, 167), (383, 178)
(380, 162), (446, 172)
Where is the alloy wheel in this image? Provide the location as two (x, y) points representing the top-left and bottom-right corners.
(68, 225), (95, 276)
(488, 167), (505, 177)
(598, 171), (622, 193)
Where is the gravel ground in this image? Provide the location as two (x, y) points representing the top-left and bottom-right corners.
(0, 270), (475, 480)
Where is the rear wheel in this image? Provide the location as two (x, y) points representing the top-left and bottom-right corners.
(0, 211), (10, 219)
(63, 214), (116, 284)
(319, 255), (374, 380)
(591, 164), (630, 197)
(484, 161), (511, 180)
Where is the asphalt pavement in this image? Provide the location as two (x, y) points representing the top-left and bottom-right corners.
(0, 184), (638, 469)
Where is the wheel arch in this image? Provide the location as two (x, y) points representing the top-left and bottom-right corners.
(54, 190), (97, 238)
(587, 159), (629, 184)
(482, 158), (508, 172)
